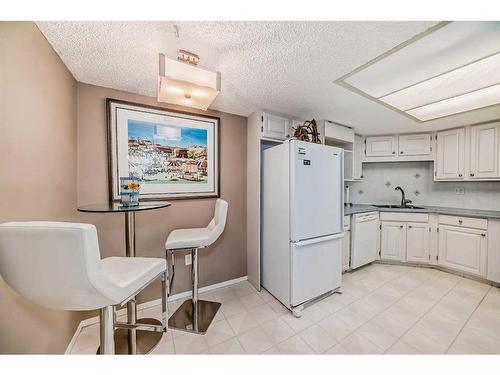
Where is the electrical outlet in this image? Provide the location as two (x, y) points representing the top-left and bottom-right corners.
(185, 254), (192, 266)
(455, 187), (465, 195)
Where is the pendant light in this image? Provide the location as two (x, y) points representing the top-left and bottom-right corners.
(158, 50), (221, 111)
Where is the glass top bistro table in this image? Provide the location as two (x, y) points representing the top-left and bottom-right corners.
(78, 201), (171, 354)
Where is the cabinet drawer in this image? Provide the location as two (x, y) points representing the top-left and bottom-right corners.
(379, 212), (428, 222)
(438, 215), (487, 230)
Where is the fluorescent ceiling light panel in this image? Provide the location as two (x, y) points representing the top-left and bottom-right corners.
(406, 83), (500, 122)
(158, 54), (221, 111)
(379, 53), (500, 110)
(338, 22), (500, 121)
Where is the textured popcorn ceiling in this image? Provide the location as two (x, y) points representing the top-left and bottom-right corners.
(36, 21), (500, 135)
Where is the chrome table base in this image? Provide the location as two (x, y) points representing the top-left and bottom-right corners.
(97, 318), (163, 355)
(168, 299), (221, 334)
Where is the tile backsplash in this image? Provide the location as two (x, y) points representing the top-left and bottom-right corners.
(346, 161), (500, 211)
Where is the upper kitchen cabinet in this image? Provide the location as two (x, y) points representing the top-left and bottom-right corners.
(398, 133), (433, 157)
(352, 135), (364, 180)
(261, 112), (291, 141)
(323, 120), (354, 144)
(469, 122), (500, 179)
(435, 127), (465, 180)
(322, 121), (363, 181)
(363, 133), (434, 162)
(365, 135), (397, 157)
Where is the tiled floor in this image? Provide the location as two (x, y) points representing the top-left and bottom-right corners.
(70, 264), (500, 354)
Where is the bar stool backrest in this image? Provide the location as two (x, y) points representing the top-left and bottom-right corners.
(206, 199), (228, 246)
(0, 221), (120, 311)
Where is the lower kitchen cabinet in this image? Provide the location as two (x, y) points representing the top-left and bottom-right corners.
(342, 215), (351, 271)
(406, 223), (430, 263)
(438, 224), (487, 277)
(341, 231), (350, 271)
(380, 222), (406, 261)
(346, 212), (496, 283)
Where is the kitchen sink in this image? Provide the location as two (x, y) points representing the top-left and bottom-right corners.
(374, 204), (426, 209)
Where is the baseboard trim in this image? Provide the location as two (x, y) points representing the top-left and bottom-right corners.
(65, 275), (248, 354)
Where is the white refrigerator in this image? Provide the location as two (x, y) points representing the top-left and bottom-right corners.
(262, 140), (344, 310)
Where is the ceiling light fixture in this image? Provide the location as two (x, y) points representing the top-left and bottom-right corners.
(336, 22), (500, 122)
(157, 50), (221, 111)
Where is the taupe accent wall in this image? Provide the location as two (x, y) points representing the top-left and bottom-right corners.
(0, 22), (80, 353)
(77, 83), (248, 318)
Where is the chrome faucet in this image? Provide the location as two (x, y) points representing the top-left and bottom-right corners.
(395, 186), (412, 207)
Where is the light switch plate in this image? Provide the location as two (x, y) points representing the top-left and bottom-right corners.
(185, 254), (192, 266)
(455, 187), (465, 195)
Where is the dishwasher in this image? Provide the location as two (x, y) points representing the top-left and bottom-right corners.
(351, 211), (379, 269)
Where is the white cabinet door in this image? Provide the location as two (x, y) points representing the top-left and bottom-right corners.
(435, 128), (465, 179)
(398, 133), (432, 157)
(469, 122), (500, 179)
(406, 223), (430, 263)
(262, 113), (290, 141)
(352, 135), (364, 179)
(324, 121), (354, 143)
(365, 136), (397, 157)
(380, 222), (406, 261)
(438, 225), (487, 277)
(342, 230), (351, 271)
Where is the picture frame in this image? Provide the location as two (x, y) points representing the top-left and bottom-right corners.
(107, 99), (220, 201)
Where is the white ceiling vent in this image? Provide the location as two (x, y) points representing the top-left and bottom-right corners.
(336, 22), (500, 122)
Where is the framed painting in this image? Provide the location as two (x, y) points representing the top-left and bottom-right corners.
(107, 99), (220, 201)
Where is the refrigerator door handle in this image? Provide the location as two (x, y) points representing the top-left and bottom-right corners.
(293, 233), (344, 247)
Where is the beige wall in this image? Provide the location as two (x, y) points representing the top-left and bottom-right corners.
(77, 83), (247, 318)
(0, 22), (80, 353)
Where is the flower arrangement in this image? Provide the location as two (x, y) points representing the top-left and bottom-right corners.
(120, 176), (140, 206)
(292, 119), (321, 144)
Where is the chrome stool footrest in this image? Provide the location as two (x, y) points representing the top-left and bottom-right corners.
(168, 299), (221, 334)
(97, 318), (163, 355)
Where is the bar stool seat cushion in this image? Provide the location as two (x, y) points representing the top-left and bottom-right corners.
(165, 228), (212, 250)
(102, 257), (166, 300)
(0, 221), (167, 311)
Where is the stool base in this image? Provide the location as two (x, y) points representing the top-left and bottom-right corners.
(97, 318), (163, 355)
(168, 299), (221, 334)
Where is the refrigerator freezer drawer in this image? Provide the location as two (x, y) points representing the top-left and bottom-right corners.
(290, 237), (342, 307)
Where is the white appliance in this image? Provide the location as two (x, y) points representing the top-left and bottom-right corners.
(262, 140), (344, 311)
(351, 212), (380, 269)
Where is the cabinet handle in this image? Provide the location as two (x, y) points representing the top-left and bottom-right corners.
(400, 151), (404, 154)
(470, 173), (474, 177)
(458, 173), (463, 177)
(481, 233), (486, 237)
(392, 151), (396, 155)
(400, 225), (403, 229)
(408, 225), (412, 229)
(458, 219), (463, 224)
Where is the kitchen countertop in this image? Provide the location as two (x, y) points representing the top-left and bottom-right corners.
(344, 204), (500, 219)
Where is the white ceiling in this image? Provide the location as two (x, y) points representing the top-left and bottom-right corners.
(36, 21), (500, 135)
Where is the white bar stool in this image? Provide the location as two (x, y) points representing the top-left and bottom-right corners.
(0, 221), (168, 354)
(166, 199), (228, 334)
